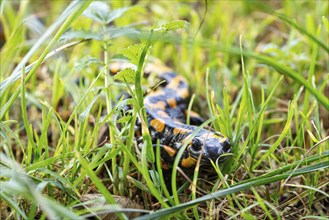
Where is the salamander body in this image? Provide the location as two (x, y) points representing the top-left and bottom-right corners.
(111, 61), (231, 169)
(144, 69), (231, 168)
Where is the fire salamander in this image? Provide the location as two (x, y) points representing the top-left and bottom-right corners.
(111, 61), (231, 170)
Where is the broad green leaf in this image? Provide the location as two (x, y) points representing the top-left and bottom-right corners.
(120, 44), (143, 65)
(105, 7), (131, 24)
(156, 20), (189, 32)
(113, 68), (136, 84)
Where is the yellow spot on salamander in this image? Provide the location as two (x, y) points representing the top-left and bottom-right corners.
(150, 118), (165, 132)
(145, 100), (166, 110)
(161, 160), (170, 170)
(152, 90), (166, 97)
(109, 62), (135, 75)
(163, 145), (177, 157)
(173, 127), (190, 135)
(220, 137), (228, 142)
(181, 156), (197, 168)
(200, 132), (224, 139)
(167, 98), (177, 108)
(181, 135), (192, 145)
(157, 110), (169, 118)
(185, 110), (201, 118)
(177, 88), (189, 99)
(145, 62), (172, 74)
(167, 76), (185, 89)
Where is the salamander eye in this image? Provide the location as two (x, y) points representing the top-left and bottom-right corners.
(191, 138), (202, 152)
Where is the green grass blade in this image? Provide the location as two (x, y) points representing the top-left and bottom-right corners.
(285, 183), (329, 198)
(303, 25), (320, 114)
(0, 121), (26, 159)
(251, 188), (274, 220)
(155, 140), (174, 205)
(20, 67), (36, 164)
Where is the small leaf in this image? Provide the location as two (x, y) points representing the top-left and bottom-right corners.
(83, 1), (111, 24)
(161, 20), (189, 32)
(106, 27), (140, 39)
(106, 7), (130, 24)
(113, 68), (136, 84)
(154, 20), (189, 34)
(152, 20), (189, 41)
(74, 56), (103, 72)
(60, 30), (103, 42)
(119, 44), (143, 65)
(83, 1), (130, 24)
(117, 115), (132, 124)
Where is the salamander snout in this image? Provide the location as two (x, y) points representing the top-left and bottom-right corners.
(189, 135), (231, 165)
(205, 137), (231, 163)
(221, 138), (231, 154)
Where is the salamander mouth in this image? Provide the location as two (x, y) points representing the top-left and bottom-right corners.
(188, 139), (231, 165)
(189, 151), (231, 166)
(189, 148), (220, 165)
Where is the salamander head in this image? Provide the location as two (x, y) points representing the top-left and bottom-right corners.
(184, 132), (231, 167)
